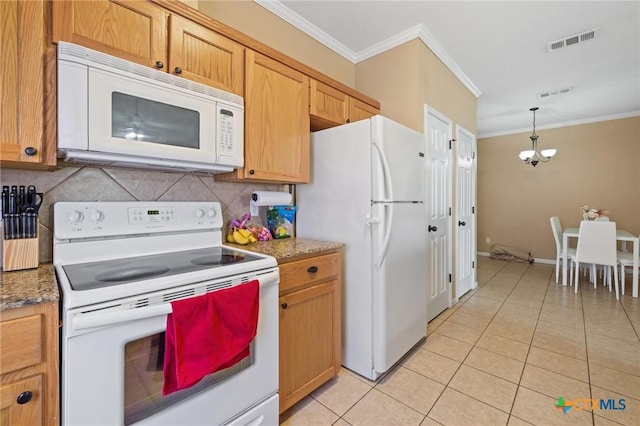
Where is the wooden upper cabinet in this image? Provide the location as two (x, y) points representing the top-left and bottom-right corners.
(168, 14), (244, 95)
(0, 0), (55, 167)
(310, 79), (379, 131)
(52, 0), (168, 68)
(309, 79), (349, 128)
(349, 97), (379, 123)
(218, 50), (310, 183)
(53, 1), (245, 95)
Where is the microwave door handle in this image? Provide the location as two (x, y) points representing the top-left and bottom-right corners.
(72, 304), (172, 331)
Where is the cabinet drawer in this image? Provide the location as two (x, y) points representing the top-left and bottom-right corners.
(279, 253), (340, 293)
(0, 314), (42, 374)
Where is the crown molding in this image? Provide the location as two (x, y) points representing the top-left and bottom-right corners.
(478, 110), (640, 139)
(254, 0), (357, 61)
(255, 1), (480, 98)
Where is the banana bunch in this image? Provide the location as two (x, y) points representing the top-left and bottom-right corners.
(227, 227), (257, 245)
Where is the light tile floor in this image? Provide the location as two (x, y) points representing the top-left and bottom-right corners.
(279, 258), (640, 426)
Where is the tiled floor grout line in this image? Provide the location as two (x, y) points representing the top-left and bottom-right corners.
(423, 262), (539, 424)
(504, 266), (554, 420)
(285, 260), (639, 425)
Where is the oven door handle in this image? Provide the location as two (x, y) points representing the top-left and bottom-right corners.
(72, 304), (173, 331)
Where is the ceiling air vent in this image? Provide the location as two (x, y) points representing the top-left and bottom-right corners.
(547, 28), (599, 52)
(539, 87), (573, 99)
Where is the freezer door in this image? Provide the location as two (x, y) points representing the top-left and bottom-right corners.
(372, 201), (427, 377)
(371, 116), (425, 203)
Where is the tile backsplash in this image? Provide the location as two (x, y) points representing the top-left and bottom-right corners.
(1, 165), (284, 263)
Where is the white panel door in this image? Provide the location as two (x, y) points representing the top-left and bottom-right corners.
(425, 106), (452, 322)
(455, 125), (477, 299)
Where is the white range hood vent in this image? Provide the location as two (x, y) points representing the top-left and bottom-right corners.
(548, 28), (599, 52)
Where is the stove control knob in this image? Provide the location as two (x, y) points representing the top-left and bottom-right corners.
(207, 208), (217, 217)
(68, 210), (84, 223)
(89, 209), (105, 222)
(195, 208), (205, 218)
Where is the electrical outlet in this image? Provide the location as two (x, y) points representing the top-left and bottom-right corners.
(485, 237), (491, 244)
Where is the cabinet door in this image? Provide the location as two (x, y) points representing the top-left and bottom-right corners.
(0, 0), (47, 165)
(309, 79), (349, 130)
(168, 15), (244, 96)
(52, 0), (167, 69)
(0, 375), (42, 426)
(349, 97), (379, 123)
(279, 280), (339, 413)
(242, 50), (310, 183)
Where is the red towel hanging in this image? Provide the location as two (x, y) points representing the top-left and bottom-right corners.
(163, 280), (260, 396)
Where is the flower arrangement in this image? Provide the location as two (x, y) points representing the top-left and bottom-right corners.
(580, 205), (609, 221)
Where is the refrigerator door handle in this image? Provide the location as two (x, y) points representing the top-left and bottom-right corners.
(372, 142), (394, 268)
(372, 141), (394, 201)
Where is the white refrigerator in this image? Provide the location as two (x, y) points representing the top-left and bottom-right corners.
(296, 115), (427, 380)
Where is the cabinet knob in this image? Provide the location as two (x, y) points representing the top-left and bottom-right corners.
(24, 147), (37, 156)
(155, 61), (164, 69)
(249, 169), (255, 175)
(281, 303), (288, 309)
(307, 266), (318, 273)
(346, 119), (351, 123)
(16, 391), (33, 404)
(174, 66), (182, 74)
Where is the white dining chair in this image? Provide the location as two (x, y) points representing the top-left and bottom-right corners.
(570, 221), (620, 300)
(550, 217), (576, 284)
(618, 237), (640, 296)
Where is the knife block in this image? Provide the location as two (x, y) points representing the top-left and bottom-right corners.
(2, 235), (39, 271)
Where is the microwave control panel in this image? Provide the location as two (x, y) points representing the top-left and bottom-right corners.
(216, 105), (243, 167)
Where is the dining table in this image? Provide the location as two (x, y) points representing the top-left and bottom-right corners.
(562, 227), (639, 298)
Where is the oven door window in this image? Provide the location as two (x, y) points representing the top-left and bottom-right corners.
(112, 92), (200, 149)
(124, 332), (253, 425)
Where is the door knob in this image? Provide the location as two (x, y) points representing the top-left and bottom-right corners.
(428, 225), (438, 232)
(458, 221), (466, 226)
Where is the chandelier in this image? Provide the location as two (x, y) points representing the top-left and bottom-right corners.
(518, 107), (556, 166)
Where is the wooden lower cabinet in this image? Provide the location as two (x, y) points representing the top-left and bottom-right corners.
(278, 251), (342, 414)
(0, 302), (59, 426)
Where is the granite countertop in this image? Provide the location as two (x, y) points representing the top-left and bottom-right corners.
(227, 237), (343, 263)
(0, 238), (341, 311)
(0, 264), (59, 311)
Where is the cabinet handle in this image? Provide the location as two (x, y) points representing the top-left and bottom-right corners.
(24, 147), (37, 156)
(174, 66), (182, 74)
(307, 266), (318, 273)
(155, 61), (164, 69)
(458, 221), (466, 226)
(428, 225), (438, 232)
(16, 391), (33, 404)
(249, 169), (255, 175)
(281, 303), (288, 310)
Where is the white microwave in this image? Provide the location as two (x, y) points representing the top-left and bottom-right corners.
(57, 42), (244, 173)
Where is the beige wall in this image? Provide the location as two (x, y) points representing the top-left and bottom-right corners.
(477, 116), (640, 260)
(196, 0), (356, 87)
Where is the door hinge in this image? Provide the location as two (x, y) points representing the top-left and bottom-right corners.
(472, 152), (476, 159)
(448, 274), (452, 283)
(472, 261), (475, 269)
(472, 206), (475, 214)
(449, 139), (456, 149)
(449, 207), (452, 216)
